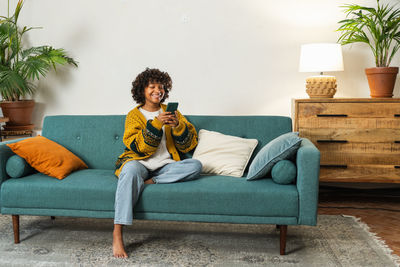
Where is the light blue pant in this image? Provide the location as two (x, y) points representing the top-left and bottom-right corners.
(114, 159), (202, 225)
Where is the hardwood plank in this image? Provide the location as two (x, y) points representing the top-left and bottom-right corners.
(298, 117), (400, 129)
(300, 128), (400, 142)
(320, 165), (400, 183)
(297, 102), (400, 118)
(321, 152), (400, 165)
(315, 142), (400, 153)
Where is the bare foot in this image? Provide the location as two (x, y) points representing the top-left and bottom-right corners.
(113, 225), (128, 258)
(144, 178), (155, 184)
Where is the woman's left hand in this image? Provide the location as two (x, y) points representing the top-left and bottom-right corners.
(165, 112), (179, 127)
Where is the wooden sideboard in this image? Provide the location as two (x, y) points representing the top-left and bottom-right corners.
(293, 98), (400, 183)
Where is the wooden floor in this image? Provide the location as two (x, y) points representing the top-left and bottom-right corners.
(318, 183), (400, 258)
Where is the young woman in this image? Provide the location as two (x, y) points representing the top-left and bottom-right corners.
(113, 68), (202, 258)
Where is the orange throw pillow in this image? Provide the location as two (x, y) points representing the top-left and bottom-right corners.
(6, 136), (88, 179)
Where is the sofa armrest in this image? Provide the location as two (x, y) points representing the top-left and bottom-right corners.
(0, 138), (30, 188)
(296, 138), (320, 226)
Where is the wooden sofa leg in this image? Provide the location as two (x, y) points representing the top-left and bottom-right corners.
(279, 225), (287, 255)
(12, 215), (20, 244)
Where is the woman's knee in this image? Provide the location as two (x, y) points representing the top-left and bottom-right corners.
(119, 161), (147, 181)
(186, 159), (202, 175)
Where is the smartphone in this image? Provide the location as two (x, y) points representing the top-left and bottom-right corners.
(166, 102), (179, 113)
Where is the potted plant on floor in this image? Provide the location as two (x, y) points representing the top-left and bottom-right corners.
(337, 0), (400, 98)
(0, 0), (77, 130)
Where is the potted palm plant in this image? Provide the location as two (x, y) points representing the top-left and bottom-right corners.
(0, 0), (77, 130)
(337, 0), (400, 98)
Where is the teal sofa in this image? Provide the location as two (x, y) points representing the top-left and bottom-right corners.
(0, 115), (320, 255)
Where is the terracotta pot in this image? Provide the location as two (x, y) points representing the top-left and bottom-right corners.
(365, 67), (398, 98)
(0, 100), (35, 130)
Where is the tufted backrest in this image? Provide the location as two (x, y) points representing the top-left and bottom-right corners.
(42, 115), (292, 170)
(185, 115), (293, 163)
(42, 116), (126, 170)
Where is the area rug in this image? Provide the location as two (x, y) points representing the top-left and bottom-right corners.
(0, 214), (398, 267)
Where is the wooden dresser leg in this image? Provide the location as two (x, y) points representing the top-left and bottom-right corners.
(279, 225), (287, 255)
(12, 215), (20, 244)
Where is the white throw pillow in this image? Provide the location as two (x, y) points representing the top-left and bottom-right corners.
(192, 129), (258, 177)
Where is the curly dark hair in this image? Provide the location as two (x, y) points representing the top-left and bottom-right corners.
(131, 68), (172, 104)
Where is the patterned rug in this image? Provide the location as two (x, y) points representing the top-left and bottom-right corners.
(0, 214), (398, 267)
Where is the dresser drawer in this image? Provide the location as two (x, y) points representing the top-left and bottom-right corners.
(318, 141), (400, 165)
(300, 128), (400, 143)
(320, 165), (400, 183)
(297, 117), (400, 129)
(320, 151), (400, 165)
(297, 102), (400, 118)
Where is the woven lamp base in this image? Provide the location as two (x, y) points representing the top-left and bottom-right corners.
(305, 76), (337, 98)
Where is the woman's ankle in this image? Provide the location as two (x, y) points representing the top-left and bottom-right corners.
(144, 178), (155, 184)
(114, 224), (123, 234)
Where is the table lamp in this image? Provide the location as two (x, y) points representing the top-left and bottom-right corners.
(299, 43), (344, 98)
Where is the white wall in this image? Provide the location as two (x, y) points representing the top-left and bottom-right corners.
(1, 0), (399, 129)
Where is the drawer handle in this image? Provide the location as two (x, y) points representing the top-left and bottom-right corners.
(321, 164), (348, 168)
(317, 140), (348, 143)
(317, 114), (348, 117)
(395, 114), (400, 117)
(395, 141), (400, 143)
(395, 166), (400, 169)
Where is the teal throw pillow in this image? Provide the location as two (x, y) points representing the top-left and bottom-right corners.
(246, 132), (302, 181)
(271, 160), (297, 184)
(6, 154), (36, 178)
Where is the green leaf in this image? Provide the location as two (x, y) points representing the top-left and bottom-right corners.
(13, 0), (24, 24)
(337, 0), (400, 67)
(17, 56), (50, 80)
(0, 67), (33, 101)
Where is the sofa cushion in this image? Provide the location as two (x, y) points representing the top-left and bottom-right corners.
(135, 175), (299, 217)
(0, 169), (117, 212)
(192, 129), (258, 177)
(6, 136), (88, 179)
(1, 172), (299, 218)
(271, 160), (297, 184)
(247, 132), (302, 181)
(6, 155), (36, 178)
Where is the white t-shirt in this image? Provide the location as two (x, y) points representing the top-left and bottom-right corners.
(138, 108), (175, 171)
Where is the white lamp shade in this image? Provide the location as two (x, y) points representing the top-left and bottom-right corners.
(299, 43), (344, 73)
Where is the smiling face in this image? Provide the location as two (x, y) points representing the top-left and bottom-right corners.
(143, 82), (165, 107)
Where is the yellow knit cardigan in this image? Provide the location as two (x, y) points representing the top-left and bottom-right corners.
(114, 104), (198, 177)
